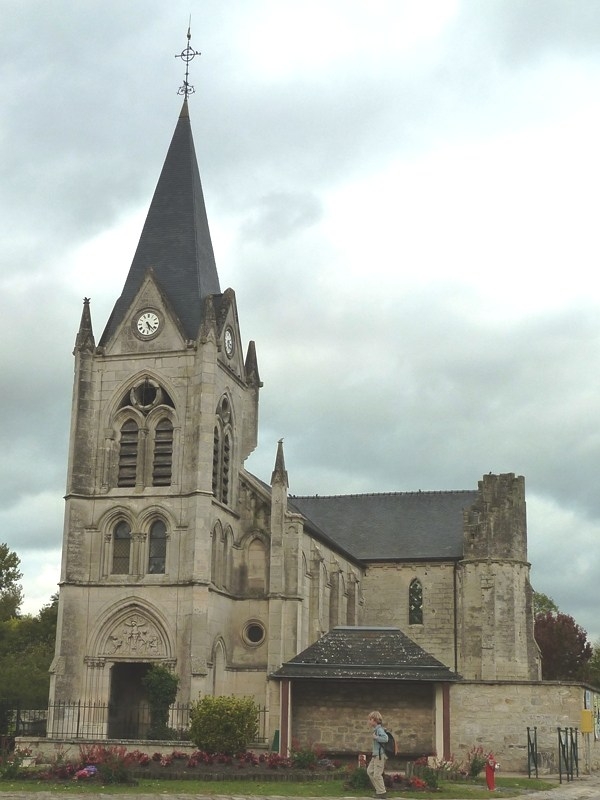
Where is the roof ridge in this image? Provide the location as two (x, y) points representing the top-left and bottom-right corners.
(290, 489), (477, 499)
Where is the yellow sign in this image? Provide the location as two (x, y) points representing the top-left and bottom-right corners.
(581, 709), (593, 734)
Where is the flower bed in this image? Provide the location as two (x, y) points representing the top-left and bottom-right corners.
(14, 745), (345, 785)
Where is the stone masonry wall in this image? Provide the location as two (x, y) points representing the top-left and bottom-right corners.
(450, 681), (600, 773)
(361, 562), (457, 670)
(290, 680), (434, 756)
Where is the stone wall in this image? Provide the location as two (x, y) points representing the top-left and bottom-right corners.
(450, 681), (600, 773)
(290, 680), (435, 756)
(361, 562), (457, 669)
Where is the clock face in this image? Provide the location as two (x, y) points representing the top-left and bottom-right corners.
(224, 327), (234, 357)
(136, 311), (161, 338)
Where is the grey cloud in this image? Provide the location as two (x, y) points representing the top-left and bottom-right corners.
(241, 192), (323, 243)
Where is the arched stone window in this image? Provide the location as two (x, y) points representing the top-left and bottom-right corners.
(112, 520), (132, 574)
(117, 420), (138, 487)
(346, 574), (357, 625)
(247, 538), (266, 593)
(409, 578), (423, 625)
(152, 418), (173, 486)
(212, 639), (227, 696)
(113, 378), (176, 489)
(148, 519), (167, 574)
(212, 427), (221, 497)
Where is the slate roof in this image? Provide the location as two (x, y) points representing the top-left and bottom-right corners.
(100, 100), (221, 345)
(271, 626), (461, 682)
(291, 491), (478, 561)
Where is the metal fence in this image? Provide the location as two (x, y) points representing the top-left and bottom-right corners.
(1, 699), (268, 745)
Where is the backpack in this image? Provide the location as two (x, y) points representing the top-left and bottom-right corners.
(381, 728), (398, 758)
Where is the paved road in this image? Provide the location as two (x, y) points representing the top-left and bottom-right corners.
(3, 774), (600, 800)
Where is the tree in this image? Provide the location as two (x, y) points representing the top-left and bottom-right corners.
(0, 543), (23, 620)
(533, 591), (559, 617)
(534, 610), (592, 680)
(0, 593), (58, 705)
(583, 640), (600, 689)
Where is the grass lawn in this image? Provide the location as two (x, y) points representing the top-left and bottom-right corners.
(0, 775), (558, 798)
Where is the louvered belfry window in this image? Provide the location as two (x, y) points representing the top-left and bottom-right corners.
(152, 418), (173, 486)
(212, 396), (233, 506)
(117, 419), (138, 487)
(212, 426), (221, 496)
(221, 432), (231, 504)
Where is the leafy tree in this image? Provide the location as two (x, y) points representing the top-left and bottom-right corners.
(0, 543), (23, 620)
(534, 610), (592, 680)
(189, 695), (259, 754)
(533, 591), (559, 617)
(583, 640), (600, 689)
(0, 593), (58, 705)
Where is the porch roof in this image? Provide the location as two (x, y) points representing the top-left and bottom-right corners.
(270, 626), (461, 682)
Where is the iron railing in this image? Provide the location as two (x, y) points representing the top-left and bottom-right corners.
(1, 700), (268, 745)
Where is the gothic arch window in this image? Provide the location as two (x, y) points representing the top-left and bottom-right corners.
(346, 574), (357, 625)
(409, 578), (423, 625)
(148, 519), (167, 574)
(211, 522), (223, 587)
(117, 419), (138, 487)
(211, 525), (234, 591)
(329, 570), (340, 630)
(112, 377), (176, 489)
(152, 418), (173, 486)
(212, 639), (227, 696)
(112, 520), (132, 574)
(212, 427), (221, 497)
(223, 527), (233, 591)
(212, 395), (233, 506)
(247, 537), (266, 594)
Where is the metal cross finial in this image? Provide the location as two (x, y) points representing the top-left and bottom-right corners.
(175, 23), (200, 98)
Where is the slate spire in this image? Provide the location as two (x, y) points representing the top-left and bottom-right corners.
(99, 99), (220, 345)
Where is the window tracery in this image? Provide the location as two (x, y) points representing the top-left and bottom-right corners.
(409, 577), (423, 625)
(113, 377), (176, 489)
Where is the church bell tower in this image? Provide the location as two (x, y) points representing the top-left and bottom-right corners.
(49, 50), (262, 734)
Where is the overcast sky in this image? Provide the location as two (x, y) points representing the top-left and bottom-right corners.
(2, 1), (600, 642)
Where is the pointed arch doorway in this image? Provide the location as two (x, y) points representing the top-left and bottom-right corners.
(108, 662), (152, 739)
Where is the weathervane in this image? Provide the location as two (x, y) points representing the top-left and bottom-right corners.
(175, 22), (200, 98)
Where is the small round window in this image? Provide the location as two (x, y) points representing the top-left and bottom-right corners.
(243, 621), (265, 646)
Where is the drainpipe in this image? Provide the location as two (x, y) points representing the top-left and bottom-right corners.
(453, 561), (458, 673)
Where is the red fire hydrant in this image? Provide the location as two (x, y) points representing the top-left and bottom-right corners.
(485, 753), (497, 791)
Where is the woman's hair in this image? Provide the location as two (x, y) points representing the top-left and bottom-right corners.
(368, 711), (383, 723)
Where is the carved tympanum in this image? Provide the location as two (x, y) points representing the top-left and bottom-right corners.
(103, 613), (164, 657)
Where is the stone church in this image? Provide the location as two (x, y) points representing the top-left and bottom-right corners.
(48, 95), (593, 771)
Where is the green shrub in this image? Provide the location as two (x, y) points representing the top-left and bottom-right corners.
(291, 745), (318, 769)
(344, 766), (371, 790)
(189, 695), (259, 755)
(0, 748), (29, 779)
(141, 665), (179, 740)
